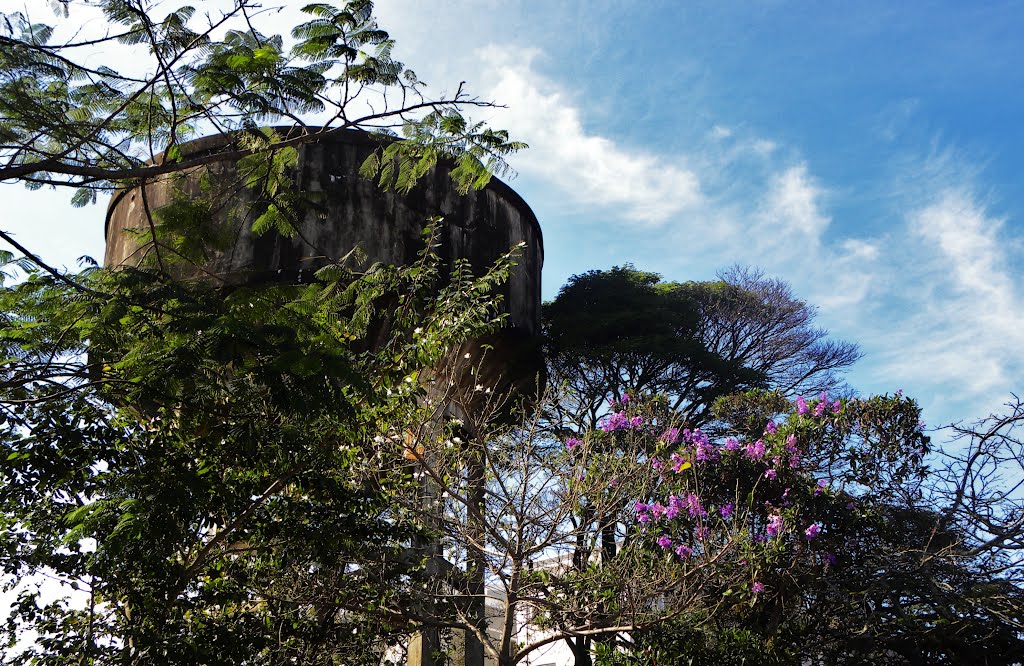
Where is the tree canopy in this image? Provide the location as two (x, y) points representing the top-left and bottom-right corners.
(543, 265), (860, 431)
(0, 0), (523, 231)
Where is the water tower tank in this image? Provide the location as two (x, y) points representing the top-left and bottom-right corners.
(104, 129), (545, 415)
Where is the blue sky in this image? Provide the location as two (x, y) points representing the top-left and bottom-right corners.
(2, 0), (1023, 432)
(370, 0), (1024, 430)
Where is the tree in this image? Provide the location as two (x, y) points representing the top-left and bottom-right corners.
(0, 0), (524, 257)
(0, 223), (523, 664)
(543, 265), (860, 433)
(586, 392), (1024, 666)
(542, 265), (863, 663)
(0, 1), (534, 662)
(390, 384), (1005, 666)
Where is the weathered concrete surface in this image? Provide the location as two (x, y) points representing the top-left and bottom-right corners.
(104, 129), (545, 406)
(105, 129), (543, 336)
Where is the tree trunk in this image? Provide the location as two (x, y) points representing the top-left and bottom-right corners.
(567, 636), (593, 666)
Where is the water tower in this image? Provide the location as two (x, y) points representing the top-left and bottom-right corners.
(104, 128), (544, 666)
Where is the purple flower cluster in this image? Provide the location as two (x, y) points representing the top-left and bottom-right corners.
(656, 535), (695, 560)
(660, 427), (680, 445)
(797, 392), (842, 419)
(804, 523), (821, 540)
(565, 437), (582, 450)
(744, 439), (766, 460)
(635, 493), (710, 524)
(600, 411), (644, 432)
(766, 513), (785, 538)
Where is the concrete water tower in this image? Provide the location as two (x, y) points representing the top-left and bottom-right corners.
(105, 128), (544, 410)
(103, 128), (544, 666)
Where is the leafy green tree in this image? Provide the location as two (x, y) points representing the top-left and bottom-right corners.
(0, 2), (533, 663)
(543, 265), (861, 663)
(586, 392), (1024, 666)
(0, 0), (524, 245)
(0, 223), (520, 664)
(543, 265), (860, 433)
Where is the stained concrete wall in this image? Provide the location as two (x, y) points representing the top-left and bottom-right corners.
(104, 129), (543, 336)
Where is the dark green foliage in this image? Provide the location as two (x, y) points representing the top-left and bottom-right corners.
(543, 265), (857, 431)
(0, 221), (518, 664)
(0, 0), (522, 201)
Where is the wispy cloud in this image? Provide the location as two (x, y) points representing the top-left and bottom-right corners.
(877, 188), (1023, 399)
(480, 47), (704, 225)
(470, 43), (1022, 423)
(756, 164), (830, 247)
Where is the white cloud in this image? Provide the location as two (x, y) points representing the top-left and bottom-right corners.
(479, 47), (704, 225)
(867, 187), (1024, 409)
(710, 125), (733, 139)
(756, 164), (830, 246)
(913, 190), (1012, 306)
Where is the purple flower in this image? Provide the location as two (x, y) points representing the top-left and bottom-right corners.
(621, 392), (630, 404)
(565, 437), (582, 450)
(813, 400), (826, 417)
(796, 396), (809, 415)
(635, 501), (649, 514)
(630, 415), (644, 428)
(637, 512), (651, 525)
(685, 493), (707, 518)
(804, 524), (821, 540)
(652, 457), (663, 471)
(650, 502), (667, 521)
(670, 453), (690, 473)
(832, 400), (841, 414)
(744, 440), (766, 460)
(609, 477), (619, 487)
(752, 581), (765, 594)
(814, 479), (828, 496)
(765, 421), (779, 434)
(601, 411), (629, 432)
(657, 535), (672, 550)
(675, 543), (693, 559)
(723, 437), (740, 451)
(720, 502), (734, 519)
(764, 469), (777, 480)
(695, 440), (720, 462)
(896, 388), (903, 396)
(753, 534), (767, 544)
(660, 427), (680, 445)
(766, 513), (785, 538)
(695, 526), (710, 540)
(824, 552), (837, 566)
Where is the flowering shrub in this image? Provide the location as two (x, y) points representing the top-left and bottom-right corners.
(576, 389), (930, 601)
